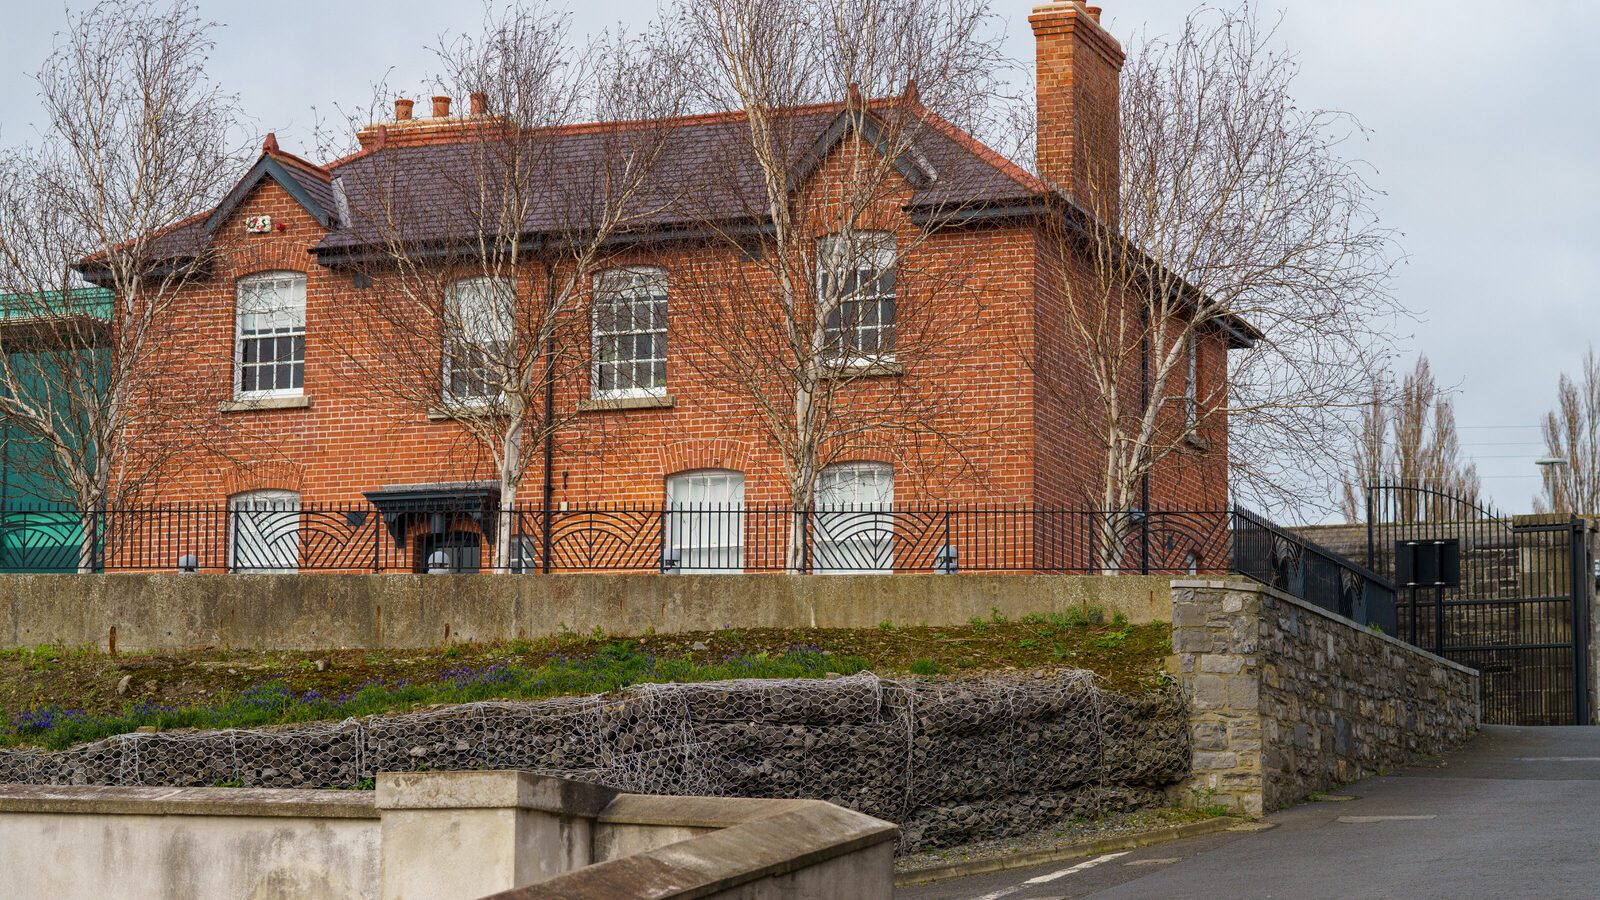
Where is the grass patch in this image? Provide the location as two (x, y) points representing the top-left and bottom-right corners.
(0, 617), (1172, 751)
(3, 641), (866, 751)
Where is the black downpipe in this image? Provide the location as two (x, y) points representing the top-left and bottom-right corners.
(540, 260), (557, 574)
(1139, 294), (1151, 575)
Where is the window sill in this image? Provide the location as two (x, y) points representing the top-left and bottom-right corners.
(427, 402), (500, 422)
(577, 394), (675, 413)
(1182, 433), (1212, 452)
(822, 361), (903, 379)
(220, 395), (311, 413)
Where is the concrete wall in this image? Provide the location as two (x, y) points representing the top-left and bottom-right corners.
(1171, 579), (1480, 815)
(0, 784), (381, 900)
(0, 771), (897, 900)
(0, 572), (1174, 651)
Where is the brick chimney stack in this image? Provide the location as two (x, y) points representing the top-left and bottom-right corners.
(356, 94), (511, 150)
(1030, 1), (1124, 216)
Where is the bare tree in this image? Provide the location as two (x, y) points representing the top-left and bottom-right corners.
(1535, 347), (1600, 515)
(327, 5), (690, 567)
(0, 0), (244, 567)
(1031, 3), (1402, 553)
(1338, 356), (1480, 521)
(667, 0), (1010, 570)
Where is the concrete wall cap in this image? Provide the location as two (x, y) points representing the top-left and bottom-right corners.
(597, 794), (821, 829)
(375, 770), (618, 814)
(0, 782), (377, 819)
(486, 802), (899, 899)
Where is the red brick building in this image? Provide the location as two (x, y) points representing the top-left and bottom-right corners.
(103, 2), (1246, 573)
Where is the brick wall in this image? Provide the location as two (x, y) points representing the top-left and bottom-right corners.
(125, 181), (1227, 513)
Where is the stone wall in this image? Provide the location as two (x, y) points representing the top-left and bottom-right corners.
(0, 572), (1175, 652)
(0, 671), (1190, 854)
(1172, 580), (1480, 814)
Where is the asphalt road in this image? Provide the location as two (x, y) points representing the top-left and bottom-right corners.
(899, 725), (1600, 900)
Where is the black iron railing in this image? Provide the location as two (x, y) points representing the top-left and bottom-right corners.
(0, 503), (1236, 575)
(1231, 507), (1397, 632)
(0, 501), (1399, 631)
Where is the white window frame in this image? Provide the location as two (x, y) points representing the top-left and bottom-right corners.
(592, 267), (668, 400)
(234, 272), (306, 400)
(443, 276), (516, 404)
(228, 489), (301, 574)
(817, 232), (896, 367)
(813, 462), (894, 573)
(665, 469), (745, 573)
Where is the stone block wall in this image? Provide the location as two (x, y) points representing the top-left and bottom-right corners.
(1173, 579), (1479, 815)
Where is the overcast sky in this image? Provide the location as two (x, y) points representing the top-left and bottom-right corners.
(2, 1), (1596, 517)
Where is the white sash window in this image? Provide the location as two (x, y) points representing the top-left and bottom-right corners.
(593, 267), (668, 398)
(235, 272), (306, 398)
(665, 470), (744, 573)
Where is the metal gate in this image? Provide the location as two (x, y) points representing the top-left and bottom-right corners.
(1367, 485), (1590, 725)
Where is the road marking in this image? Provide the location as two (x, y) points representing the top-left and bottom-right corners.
(1515, 756), (1600, 762)
(1337, 815), (1436, 824)
(971, 852), (1132, 900)
(1124, 857), (1181, 866)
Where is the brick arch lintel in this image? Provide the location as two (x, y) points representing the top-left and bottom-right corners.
(222, 240), (314, 280)
(220, 460), (306, 498)
(658, 438), (756, 478)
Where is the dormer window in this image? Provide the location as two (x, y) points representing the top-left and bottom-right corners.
(235, 272), (306, 399)
(817, 232), (896, 366)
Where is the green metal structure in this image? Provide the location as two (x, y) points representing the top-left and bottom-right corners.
(0, 287), (112, 571)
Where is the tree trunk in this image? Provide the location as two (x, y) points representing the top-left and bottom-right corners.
(494, 400), (527, 572)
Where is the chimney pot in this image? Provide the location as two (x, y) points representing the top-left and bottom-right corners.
(394, 98), (414, 121)
(469, 92), (488, 116)
(1086, 5), (1103, 22)
(432, 95), (452, 118)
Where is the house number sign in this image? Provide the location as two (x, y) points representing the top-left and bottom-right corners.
(245, 215), (274, 234)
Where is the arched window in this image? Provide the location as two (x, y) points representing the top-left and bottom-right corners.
(817, 232), (895, 365)
(235, 272), (306, 398)
(814, 462), (894, 573)
(593, 267), (668, 398)
(444, 276), (515, 401)
(228, 489), (300, 573)
(665, 469), (744, 573)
